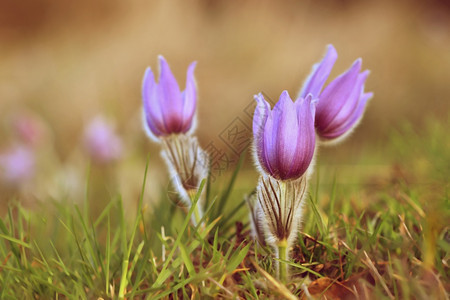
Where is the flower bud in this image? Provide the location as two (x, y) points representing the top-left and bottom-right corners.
(253, 91), (317, 181)
(142, 56), (197, 140)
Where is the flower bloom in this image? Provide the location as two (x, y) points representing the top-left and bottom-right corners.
(83, 116), (123, 164)
(0, 145), (35, 185)
(142, 56), (197, 140)
(299, 45), (373, 141)
(253, 91), (317, 181)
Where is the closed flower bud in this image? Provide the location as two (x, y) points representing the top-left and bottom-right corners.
(142, 56), (197, 140)
(253, 91), (317, 181)
(299, 45), (373, 143)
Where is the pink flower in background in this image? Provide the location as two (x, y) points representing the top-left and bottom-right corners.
(0, 145), (36, 185)
(83, 117), (123, 164)
(12, 112), (46, 147)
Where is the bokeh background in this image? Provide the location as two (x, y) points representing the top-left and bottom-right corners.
(0, 0), (449, 212)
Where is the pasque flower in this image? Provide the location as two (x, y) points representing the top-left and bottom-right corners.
(141, 56), (208, 226)
(142, 56), (197, 140)
(299, 45), (373, 142)
(252, 90), (317, 280)
(253, 91), (317, 181)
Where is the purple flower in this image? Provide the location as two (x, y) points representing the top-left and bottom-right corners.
(253, 91), (317, 181)
(83, 117), (123, 164)
(300, 45), (373, 141)
(142, 56), (197, 140)
(0, 145), (35, 185)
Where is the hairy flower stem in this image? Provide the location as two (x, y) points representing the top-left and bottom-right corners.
(161, 135), (209, 226)
(256, 175), (308, 281)
(277, 239), (288, 282)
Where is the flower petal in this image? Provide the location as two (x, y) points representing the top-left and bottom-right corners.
(272, 91), (299, 180)
(181, 61), (197, 132)
(326, 70), (370, 130)
(316, 58), (362, 132)
(158, 56), (184, 133)
(253, 93), (271, 137)
(253, 93), (272, 176)
(325, 91), (373, 139)
(299, 44), (338, 99)
(142, 67), (167, 135)
(262, 107), (276, 176)
(287, 95), (316, 178)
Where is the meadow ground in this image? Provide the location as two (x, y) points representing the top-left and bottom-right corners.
(0, 117), (448, 299)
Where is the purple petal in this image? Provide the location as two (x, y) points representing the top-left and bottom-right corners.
(262, 107), (275, 176)
(253, 93), (271, 138)
(142, 67), (167, 135)
(299, 44), (338, 99)
(327, 70), (370, 129)
(324, 91), (373, 139)
(144, 110), (165, 136)
(180, 61), (197, 132)
(316, 58), (362, 131)
(272, 91), (299, 179)
(286, 95), (316, 178)
(253, 93), (272, 175)
(158, 56), (184, 132)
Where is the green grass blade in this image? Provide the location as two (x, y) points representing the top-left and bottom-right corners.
(214, 153), (245, 219)
(153, 179), (206, 287)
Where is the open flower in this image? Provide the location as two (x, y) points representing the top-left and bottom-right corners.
(299, 45), (373, 142)
(253, 91), (317, 181)
(142, 56), (197, 140)
(141, 56), (207, 226)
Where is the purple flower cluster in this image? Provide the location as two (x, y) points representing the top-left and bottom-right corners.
(248, 45), (372, 279)
(139, 47), (372, 270)
(253, 44), (373, 182)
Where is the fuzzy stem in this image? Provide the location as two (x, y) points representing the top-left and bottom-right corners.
(277, 239), (288, 282)
(277, 181), (288, 282)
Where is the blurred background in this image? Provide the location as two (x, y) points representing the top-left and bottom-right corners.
(0, 0), (449, 212)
